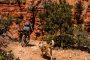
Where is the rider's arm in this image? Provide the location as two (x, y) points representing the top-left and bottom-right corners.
(30, 23), (33, 31)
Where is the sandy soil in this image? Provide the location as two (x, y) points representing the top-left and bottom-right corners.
(4, 40), (90, 60)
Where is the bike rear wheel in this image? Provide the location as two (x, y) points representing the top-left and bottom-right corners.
(21, 35), (26, 47)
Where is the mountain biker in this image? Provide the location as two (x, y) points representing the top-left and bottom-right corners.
(19, 18), (33, 46)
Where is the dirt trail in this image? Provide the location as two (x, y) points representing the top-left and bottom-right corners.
(5, 40), (45, 60)
(5, 40), (90, 60)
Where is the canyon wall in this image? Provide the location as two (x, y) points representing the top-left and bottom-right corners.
(0, 0), (90, 40)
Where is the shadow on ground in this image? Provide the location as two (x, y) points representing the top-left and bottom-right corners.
(69, 46), (90, 53)
(26, 44), (36, 47)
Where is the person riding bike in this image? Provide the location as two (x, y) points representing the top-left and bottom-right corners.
(19, 19), (33, 46)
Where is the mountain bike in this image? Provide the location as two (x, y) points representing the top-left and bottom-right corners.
(21, 30), (29, 47)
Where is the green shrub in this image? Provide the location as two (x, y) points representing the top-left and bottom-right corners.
(0, 50), (14, 60)
(0, 14), (22, 35)
(39, 0), (74, 49)
(43, 34), (55, 44)
(44, 34), (75, 48)
(39, 0), (90, 49)
(39, 0), (72, 35)
(0, 15), (12, 31)
(53, 34), (75, 48)
(73, 24), (90, 48)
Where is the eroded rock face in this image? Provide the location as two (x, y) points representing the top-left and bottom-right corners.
(0, 0), (90, 40)
(0, 0), (26, 4)
(84, 8), (90, 32)
(7, 22), (19, 40)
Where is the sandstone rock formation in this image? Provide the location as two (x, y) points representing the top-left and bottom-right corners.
(0, 0), (90, 40)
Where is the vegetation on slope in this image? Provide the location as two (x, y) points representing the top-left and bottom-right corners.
(39, 0), (90, 48)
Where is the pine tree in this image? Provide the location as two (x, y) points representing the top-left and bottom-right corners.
(39, 0), (72, 35)
(74, 0), (84, 24)
(39, 0), (74, 48)
(29, 0), (42, 30)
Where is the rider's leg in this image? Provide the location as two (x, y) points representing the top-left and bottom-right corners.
(21, 30), (26, 45)
(23, 35), (26, 42)
(26, 31), (30, 45)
